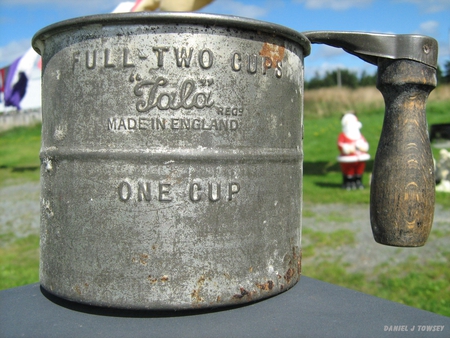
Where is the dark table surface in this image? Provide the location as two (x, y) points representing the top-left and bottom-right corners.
(1, 276), (449, 338)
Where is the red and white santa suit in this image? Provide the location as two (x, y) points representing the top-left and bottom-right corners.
(337, 113), (370, 189)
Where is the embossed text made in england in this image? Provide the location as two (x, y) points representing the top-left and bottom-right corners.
(107, 117), (239, 132)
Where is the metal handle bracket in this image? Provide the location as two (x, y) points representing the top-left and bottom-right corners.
(303, 31), (438, 69)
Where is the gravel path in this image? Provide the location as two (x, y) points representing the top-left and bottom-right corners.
(302, 202), (450, 273)
(1, 182), (449, 273)
(0, 182), (40, 245)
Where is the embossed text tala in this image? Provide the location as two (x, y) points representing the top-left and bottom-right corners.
(133, 76), (215, 112)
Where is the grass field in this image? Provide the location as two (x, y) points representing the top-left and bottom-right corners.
(1, 85), (449, 316)
(0, 123), (41, 186)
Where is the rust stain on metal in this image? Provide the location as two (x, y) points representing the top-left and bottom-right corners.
(260, 42), (285, 62)
(232, 287), (253, 300)
(256, 280), (274, 291)
(259, 42), (285, 70)
(73, 283), (89, 295)
(139, 253), (149, 265)
(191, 275), (206, 303)
(147, 275), (158, 284)
(282, 246), (302, 284)
(146, 275), (168, 284)
(74, 285), (81, 295)
(284, 268), (295, 283)
(191, 289), (203, 303)
(297, 248), (302, 276)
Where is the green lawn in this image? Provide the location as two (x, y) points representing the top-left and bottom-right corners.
(0, 234), (39, 290)
(0, 123), (41, 186)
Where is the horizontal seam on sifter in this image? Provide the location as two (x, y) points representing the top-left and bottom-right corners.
(39, 148), (302, 163)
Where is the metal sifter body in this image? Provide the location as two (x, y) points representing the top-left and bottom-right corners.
(34, 13), (308, 309)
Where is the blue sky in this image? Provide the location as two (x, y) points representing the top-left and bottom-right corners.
(0, 0), (449, 108)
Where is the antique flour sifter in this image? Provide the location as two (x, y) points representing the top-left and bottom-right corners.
(32, 13), (437, 309)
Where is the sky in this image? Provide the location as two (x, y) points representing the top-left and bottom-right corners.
(0, 0), (449, 110)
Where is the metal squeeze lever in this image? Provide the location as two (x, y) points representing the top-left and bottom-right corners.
(303, 31), (438, 247)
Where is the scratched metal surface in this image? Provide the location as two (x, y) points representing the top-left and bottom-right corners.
(33, 13), (309, 309)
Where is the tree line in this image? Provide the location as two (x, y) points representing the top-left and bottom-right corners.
(305, 60), (450, 89)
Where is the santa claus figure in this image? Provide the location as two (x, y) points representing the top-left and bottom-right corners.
(337, 112), (370, 190)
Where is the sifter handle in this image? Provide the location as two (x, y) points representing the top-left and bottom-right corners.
(370, 59), (435, 246)
(304, 31), (438, 246)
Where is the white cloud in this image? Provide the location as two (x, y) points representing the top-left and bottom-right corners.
(202, 0), (269, 18)
(0, 39), (32, 68)
(417, 20), (440, 36)
(0, 0), (123, 11)
(396, 0), (450, 13)
(3, 0), (264, 17)
(223, 2), (268, 18)
(294, 0), (373, 10)
(309, 45), (346, 60)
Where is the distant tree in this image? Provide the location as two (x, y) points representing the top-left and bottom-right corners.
(436, 65), (443, 84)
(305, 69), (359, 89)
(338, 69), (359, 88)
(442, 60), (450, 84)
(359, 70), (377, 86)
(304, 68), (384, 89)
(306, 71), (325, 89)
(320, 70), (338, 87)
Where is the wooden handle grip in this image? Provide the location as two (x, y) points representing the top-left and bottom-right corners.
(370, 59), (436, 247)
